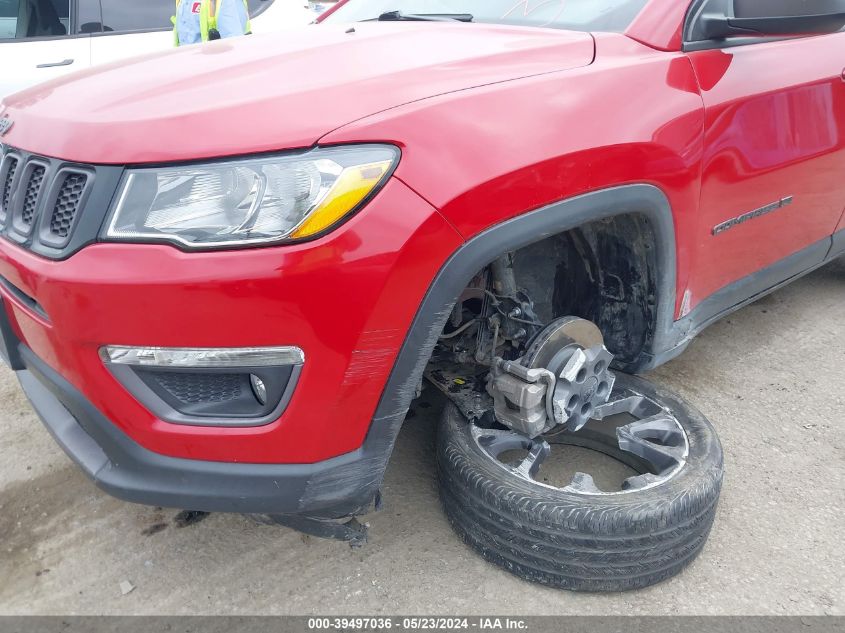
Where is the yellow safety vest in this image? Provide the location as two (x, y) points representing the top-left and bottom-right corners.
(173, 0), (252, 46)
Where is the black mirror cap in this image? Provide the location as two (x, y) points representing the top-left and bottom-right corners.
(702, 12), (845, 38)
(703, 0), (845, 39)
(734, 0), (845, 19)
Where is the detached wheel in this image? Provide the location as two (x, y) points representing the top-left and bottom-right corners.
(437, 372), (724, 592)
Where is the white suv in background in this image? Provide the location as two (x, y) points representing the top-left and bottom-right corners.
(0, 0), (316, 100)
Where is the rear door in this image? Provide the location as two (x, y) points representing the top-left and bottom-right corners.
(682, 0), (845, 312)
(0, 0), (91, 101)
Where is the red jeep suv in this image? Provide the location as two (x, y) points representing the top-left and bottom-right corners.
(0, 0), (843, 592)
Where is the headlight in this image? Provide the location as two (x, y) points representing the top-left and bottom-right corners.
(103, 144), (399, 249)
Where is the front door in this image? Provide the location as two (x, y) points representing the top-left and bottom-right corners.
(683, 0), (845, 312)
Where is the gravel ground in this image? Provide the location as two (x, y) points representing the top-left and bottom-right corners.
(0, 258), (842, 615)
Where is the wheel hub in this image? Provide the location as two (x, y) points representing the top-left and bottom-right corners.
(538, 341), (615, 432)
(487, 317), (616, 436)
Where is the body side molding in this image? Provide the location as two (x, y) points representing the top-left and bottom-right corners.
(654, 234), (838, 366)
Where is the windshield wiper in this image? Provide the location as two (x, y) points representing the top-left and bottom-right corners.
(373, 10), (473, 22)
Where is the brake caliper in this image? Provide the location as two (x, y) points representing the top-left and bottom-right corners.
(487, 317), (616, 438)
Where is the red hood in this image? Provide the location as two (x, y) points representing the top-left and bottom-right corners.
(0, 23), (594, 164)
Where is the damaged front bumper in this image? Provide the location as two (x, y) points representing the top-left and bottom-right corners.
(6, 322), (386, 519)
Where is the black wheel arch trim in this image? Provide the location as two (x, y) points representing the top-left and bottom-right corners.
(367, 183), (679, 450)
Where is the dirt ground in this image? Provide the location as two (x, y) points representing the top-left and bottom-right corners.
(0, 258), (842, 615)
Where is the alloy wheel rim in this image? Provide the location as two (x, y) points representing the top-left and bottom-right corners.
(471, 383), (690, 496)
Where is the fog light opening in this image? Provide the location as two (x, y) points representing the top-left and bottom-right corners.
(250, 374), (268, 405)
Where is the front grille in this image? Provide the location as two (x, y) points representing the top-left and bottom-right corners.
(0, 146), (116, 258)
(20, 165), (45, 227)
(49, 172), (87, 238)
(153, 372), (243, 404)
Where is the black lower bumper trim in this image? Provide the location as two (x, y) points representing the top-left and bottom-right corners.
(16, 344), (380, 518)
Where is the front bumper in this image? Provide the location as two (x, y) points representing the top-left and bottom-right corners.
(0, 177), (462, 464)
(8, 319), (386, 517)
(0, 175), (463, 514)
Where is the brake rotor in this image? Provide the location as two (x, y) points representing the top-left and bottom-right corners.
(522, 317), (615, 432)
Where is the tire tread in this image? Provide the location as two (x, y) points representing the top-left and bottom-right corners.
(436, 373), (724, 592)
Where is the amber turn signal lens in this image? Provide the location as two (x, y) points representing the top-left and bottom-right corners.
(290, 160), (393, 239)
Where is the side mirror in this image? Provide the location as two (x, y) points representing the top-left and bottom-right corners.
(702, 0), (845, 39)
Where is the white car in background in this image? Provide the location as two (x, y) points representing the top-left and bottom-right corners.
(0, 0), (316, 101)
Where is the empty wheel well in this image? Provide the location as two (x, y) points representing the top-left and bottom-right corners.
(510, 213), (659, 367)
(425, 212), (661, 377)
(420, 211), (662, 444)
(371, 185), (675, 422)
(362, 185), (676, 510)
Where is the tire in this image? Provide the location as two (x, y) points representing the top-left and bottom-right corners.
(436, 372), (724, 592)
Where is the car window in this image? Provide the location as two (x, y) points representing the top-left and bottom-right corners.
(99, 0), (174, 32)
(96, 0), (276, 34)
(323, 0), (648, 32)
(0, 0), (16, 38)
(0, 0), (70, 39)
(76, 0), (101, 33)
(247, 0), (277, 18)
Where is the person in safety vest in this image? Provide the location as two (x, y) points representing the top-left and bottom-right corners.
(173, 0), (252, 46)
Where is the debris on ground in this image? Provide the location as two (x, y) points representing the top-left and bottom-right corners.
(141, 523), (167, 536)
(173, 510), (210, 528)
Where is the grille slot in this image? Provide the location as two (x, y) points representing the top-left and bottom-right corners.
(49, 172), (88, 238)
(1, 156), (18, 220)
(20, 165), (45, 227)
(153, 372), (243, 404)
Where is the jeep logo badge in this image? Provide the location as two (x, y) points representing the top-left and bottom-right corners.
(0, 117), (12, 137)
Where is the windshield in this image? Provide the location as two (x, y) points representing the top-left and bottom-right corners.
(322, 0), (648, 32)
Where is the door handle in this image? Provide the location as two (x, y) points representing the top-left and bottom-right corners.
(36, 59), (74, 69)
